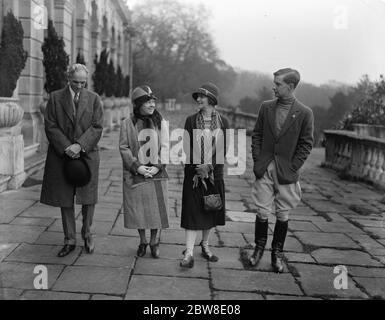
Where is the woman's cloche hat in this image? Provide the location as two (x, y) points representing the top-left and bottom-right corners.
(192, 82), (219, 105)
(131, 85), (158, 106)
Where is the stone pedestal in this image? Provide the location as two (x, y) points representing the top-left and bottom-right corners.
(0, 130), (26, 189)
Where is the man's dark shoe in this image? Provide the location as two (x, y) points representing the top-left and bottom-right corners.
(271, 220), (288, 273)
(271, 250), (284, 273)
(57, 245), (76, 258)
(84, 236), (95, 254)
(249, 246), (264, 267)
(248, 217), (268, 267)
(137, 243), (148, 257)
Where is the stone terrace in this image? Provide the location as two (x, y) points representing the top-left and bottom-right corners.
(1, 114), (385, 300)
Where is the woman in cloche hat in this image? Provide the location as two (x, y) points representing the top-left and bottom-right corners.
(180, 82), (230, 268)
(119, 85), (169, 259)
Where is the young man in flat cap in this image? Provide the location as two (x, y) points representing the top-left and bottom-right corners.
(41, 64), (103, 257)
(250, 68), (314, 273)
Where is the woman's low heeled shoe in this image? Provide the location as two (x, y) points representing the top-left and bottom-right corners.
(150, 244), (160, 258)
(200, 241), (219, 262)
(137, 243), (148, 257)
(180, 254), (194, 268)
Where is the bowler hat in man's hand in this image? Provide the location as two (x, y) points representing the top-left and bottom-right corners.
(63, 154), (91, 187)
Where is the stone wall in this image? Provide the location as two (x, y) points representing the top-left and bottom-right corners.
(0, 0), (132, 150)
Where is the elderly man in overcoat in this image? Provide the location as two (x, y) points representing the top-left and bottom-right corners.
(40, 64), (104, 257)
(250, 68), (314, 273)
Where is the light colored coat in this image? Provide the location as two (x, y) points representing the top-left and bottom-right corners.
(119, 116), (169, 229)
(40, 86), (103, 207)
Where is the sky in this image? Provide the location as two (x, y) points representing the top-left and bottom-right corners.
(125, 0), (385, 86)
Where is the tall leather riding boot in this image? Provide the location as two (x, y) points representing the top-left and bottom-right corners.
(271, 220), (288, 273)
(249, 217), (268, 267)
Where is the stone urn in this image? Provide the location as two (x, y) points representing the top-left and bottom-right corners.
(0, 97), (26, 190)
(0, 97), (24, 129)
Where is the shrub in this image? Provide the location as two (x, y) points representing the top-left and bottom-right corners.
(92, 49), (109, 96)
(0, 11), (28, 97)
(41, 20), (70, 93)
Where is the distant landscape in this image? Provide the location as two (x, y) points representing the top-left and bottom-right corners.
(222, 70), (351, 112)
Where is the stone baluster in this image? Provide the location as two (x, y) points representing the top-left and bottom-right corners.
(374, 148), (384, 182)
(368, 146), (378, 179)
(363, 146), (373, 177)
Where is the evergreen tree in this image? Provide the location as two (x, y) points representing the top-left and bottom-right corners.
(92, 48), (109, 96)
(0, 11), (28, 97)
(41, 20), (69, 93)
(115, 65), (124, 97)
(105, 59), (116, 97)
(124, 75), (131, 97)
(76, 50), (86, 65)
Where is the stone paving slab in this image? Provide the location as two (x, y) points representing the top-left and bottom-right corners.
(134, 258), (209, 279)
(19, 203), (61, 219)
(0, 225), (46, 244)
(4, 244), (81, 266)
(215, 232), (247, 248)
(74, 254), (135, 269)
(285, 252), (316, 263)
(217, 221), (255, 234)
(0, 244), (18, 263)
(294, 232), (361, 249)
(348, 266), (385, 278)
(312, 221), (365, 234)
(125, 275), (211, 300)
(211, 268), (303, 295)
(0, 262), (64, 290)
(352, 277), (385, 299)
(265, 294), (322, 300)
(53, 266), (131, 295)
(311, 249), (383, 267)
(208, 247), (245, 270)
(291, 263), (368, 299)
(288, 221), (321, 232)
(91, 294), (123, 300)
(159, 230), (186, 245)
(34, 231), (83, 246)
(0, 199), (35, 223)
(0, 288), (23, 300)
(0, 190), (40, 201)
(213, 291), (264, 300)
(21, 290), (90, 300)
(347, 234), (384, 250)
(10, 217), (54, 227)
(92, 235), (138, 257)
(363, 227), (385, 239)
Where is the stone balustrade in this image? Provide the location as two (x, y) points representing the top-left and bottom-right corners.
(102, 96), (132, 131)
(217, 107), (257, 134)
(323, 130), (385, 189)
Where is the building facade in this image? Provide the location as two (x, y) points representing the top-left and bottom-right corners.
(0, 0), (133, 191)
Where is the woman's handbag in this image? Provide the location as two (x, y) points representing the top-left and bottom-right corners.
(203, 179), (223, 212)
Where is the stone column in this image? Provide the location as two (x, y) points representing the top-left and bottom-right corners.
(0, 98), (26, 189)
(53, 0), (74, 57)
(17, 0), (46, 152)
(76, 18), (90, 64)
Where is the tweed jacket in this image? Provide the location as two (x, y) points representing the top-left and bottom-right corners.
(251, 98), (314, 184)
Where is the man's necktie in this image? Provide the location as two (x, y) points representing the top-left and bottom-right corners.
(74, 92), (80, 109)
